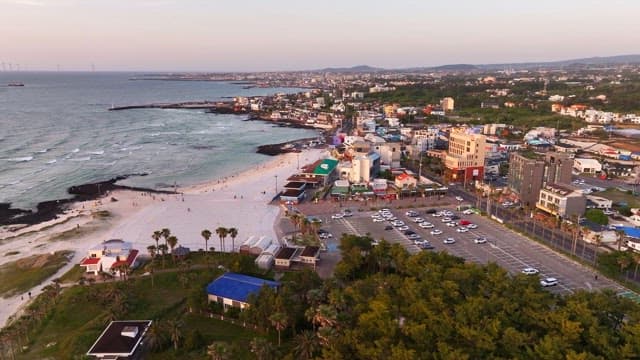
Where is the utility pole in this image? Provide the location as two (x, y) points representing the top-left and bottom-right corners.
(274, 175), (278, 195)
(418, 152), (423, 183)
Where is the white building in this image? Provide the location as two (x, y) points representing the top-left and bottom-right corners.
(412, 128), (439, 152)
(573, 158), (602, 174)
(79, 239), (140, 276)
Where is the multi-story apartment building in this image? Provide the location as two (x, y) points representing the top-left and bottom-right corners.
(444, 130), (486, 184)
(508, 151), (573, 207)
(412, 128), (439, 152)
(536, 184), (586, 219)
(440, 97), (455, 112)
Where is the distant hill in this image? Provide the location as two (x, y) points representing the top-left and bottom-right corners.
(311, 55), (640, 73)
(316, 65), (383, 73)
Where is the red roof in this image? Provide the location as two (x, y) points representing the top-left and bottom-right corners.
(110, 249), (139, 269)
(80, 257), (100, 266)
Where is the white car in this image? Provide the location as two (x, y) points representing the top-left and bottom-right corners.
(522, 267), (539, 275)
(462, 209), (474, 215)
(474, 237), (487, 244)
(412, 217), (425, 223)
(331, 214), (344, 219)
(413, 239), (426, 245)
(441, 211), (454, 217)
(419, 222), (434, 229)
(466, 224), (478, 229)
(397, 226), (410, 231)
(441, 217), (452, 223)
(431, 213), (442, 217)
(372, 217), (385, 223)
(455, 196), (464, 202)
(405, 211), (419, 217)
(443, 237), (456, 244)
(446, 222), (457, 227)
(392, 221), (405, 227)
(456, 227), (469, 233)
(430, 229), (443, 235)
(540, 277), (558, 287)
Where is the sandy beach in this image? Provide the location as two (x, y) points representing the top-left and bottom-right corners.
(0, 147), (327, 328)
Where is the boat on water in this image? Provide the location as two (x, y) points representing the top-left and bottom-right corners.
(7, 82), (24, 87)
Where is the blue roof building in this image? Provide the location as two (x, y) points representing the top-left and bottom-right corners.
(206, 273), (279, 310)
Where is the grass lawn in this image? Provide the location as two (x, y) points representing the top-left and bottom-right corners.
(16, 257), (274, 359)
(58, 264), (85, 284)
(596, 188), (640, 208)
(0, 250), (73, 298)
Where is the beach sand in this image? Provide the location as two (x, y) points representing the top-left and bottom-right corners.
(0, 147), (327, 328)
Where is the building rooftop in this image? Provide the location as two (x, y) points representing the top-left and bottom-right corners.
(206, 273), (279, 303)
(275, 247), (297, 260)
(300, 246), (320, 258)
(87, 320), (152, 358)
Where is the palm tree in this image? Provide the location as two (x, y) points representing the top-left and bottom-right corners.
(269, 312), (288, 346)
(147, 244), (157, 259)
(151, 230), (162, 251)
(215, 227), (228, 252)
(616, 230), (626, 251)
(145, 321), (165, 352)
(618, 254), (631, 274)
(167, 235), (178, 255)
(161, 228), (171, 248)
(207, 342), (228, 360)
(250, 337), (275, 360)
(201, 229), (212, 253)
(166, 319), (183, 351)
(293, 330), (318, 360)
(228, 227), (238, 252)
(158, 244), (168, 268)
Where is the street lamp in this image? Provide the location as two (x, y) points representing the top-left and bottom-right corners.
(274, 175), (278, 194)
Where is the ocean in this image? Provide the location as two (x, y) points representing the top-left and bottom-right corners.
(0, 72), (318, 210)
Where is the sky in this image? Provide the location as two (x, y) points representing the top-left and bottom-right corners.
(1, 0), (639, 72)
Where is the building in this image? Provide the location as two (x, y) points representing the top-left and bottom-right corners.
(79, 239), (140, 276)
(274, 246), (321, 270)
(507, 151), (573, 208)
(444, 130), (487, 184)
(440, 97), (455, 112)
(395, 173), (417, 189)
(274, 247), (297, 269)
(536, 184), (586, 219)
(412, 128), (439, 152)
(86, 320), (152, 359)
(206, 273), (279, 310)
(573, 158), (602, 174)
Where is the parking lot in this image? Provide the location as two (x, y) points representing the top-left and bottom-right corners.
(317, 205), (627, 296)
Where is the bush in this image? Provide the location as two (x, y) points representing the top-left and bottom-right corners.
(585, 209), (609, 226)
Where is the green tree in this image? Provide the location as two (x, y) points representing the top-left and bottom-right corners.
(166, 319), (183, 351)
(151, 230), (162, 251)
(250, 337), (276, 360)
(585, 209), (609, 226)
(269, 312), (288, 346)
(293, 330), (319, 360)
(216, 227), (228, 252)
(201, 229), (212, 253)
(207, 341), (229, 360)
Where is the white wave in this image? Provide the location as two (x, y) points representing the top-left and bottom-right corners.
(36, 148), (49, 153)
(46, 159), (57, 164)
(71, 148), (80, 153)
(0, 180), (21, 186)
(6, 156), (33, 162)
(128, 146), (143, 151)
(87, 150), (105, 155)
(69, 156), (91, 162)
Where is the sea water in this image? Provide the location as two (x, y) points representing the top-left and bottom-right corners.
(0, 72), (318, 209)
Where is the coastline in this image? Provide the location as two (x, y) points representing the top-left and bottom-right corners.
(0, 147), (328, 328)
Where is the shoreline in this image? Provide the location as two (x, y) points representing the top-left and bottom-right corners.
(0, 147), (328, 328)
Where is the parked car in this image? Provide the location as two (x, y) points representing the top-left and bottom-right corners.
(430, 229), (443, 235)
(446, 222), (457, 227)
(412, 217), (425, 223)
(455, 196), (464, 202)
(392, 221), (405, 227)
(466, 223), (478, 229)
(419, 222), (434, 229)
(408, 234), (421, 240)
(404, 230), (416, 235)
(425, 209), (438, 214)
(373, 217), (385, 222)
(443, 237), (456, 244)
(420, 242), (435, 250)
(456, 227), (469, 233)
(398, 226), (410, 231)
(540, 277), (558, 287)
(462, 209), (474, 215)
(384, 225), (394, 230)
(405, 210), (419, 217)
(331, 213), (344, 219)
(432, 212), (442, 217)
(441, 217), (452, 223)
(522, 267), (539, 275)
(459, 219), (471, 226)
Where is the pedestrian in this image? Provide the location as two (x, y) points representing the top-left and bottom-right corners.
(595, 274), (598, 280)
(28, 291), (31, 299)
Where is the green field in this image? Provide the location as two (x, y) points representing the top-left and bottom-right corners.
(0, 250), (73, 298)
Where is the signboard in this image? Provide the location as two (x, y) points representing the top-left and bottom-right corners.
(472, 169), (479, 176)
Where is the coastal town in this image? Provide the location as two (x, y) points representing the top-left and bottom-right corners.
(2, 61), (640, 358)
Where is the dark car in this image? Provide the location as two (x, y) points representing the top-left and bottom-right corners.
(384, 225), (394, 230)
(404, 230), (416, 235)
(425, 209), (438, 214)
(451, 215), (460, 220)
(317, 229), (329, 235)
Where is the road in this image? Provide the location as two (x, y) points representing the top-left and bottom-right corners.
(318, 205), (626, 296)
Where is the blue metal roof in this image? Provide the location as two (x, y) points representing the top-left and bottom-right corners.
(206, 273), (279, 303)
(617, 226), (640, 239)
